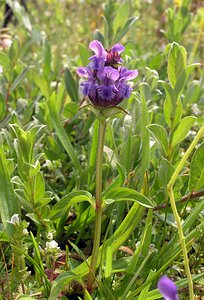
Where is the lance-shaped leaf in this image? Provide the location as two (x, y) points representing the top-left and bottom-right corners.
(104, 187), (153, 208)
(167, 42), (187, 87)
(0, 145), (19, 236)
(158, 158), (175, 187)
(49, 92), (81, 173)
(50, 190), (93, 220)
(147, 124), (168, 156)
(172, 116), (196, 146)
(64, 68), (78, 102)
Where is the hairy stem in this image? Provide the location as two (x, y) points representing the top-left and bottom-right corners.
(87, 118), (106, 291)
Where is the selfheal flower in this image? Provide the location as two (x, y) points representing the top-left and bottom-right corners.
(77, 40), (138, 107)
(158, 276), (179, 300)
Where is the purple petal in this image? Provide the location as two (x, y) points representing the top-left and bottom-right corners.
(97, 66), (119, 84)
(119, 67), (138, 82)
(77, 67), (89, 77)
(77, 66), (94, 79)
(89, 84), (97, 100)
(89, 40), (106, 58)
(158, 276), (179, 300)
(116, 84), (132, 100)
(80, 82), (91, 96)
(89, 56), (105, 70)
(97, 85), (115, 100)
(111, 43), (125, 54)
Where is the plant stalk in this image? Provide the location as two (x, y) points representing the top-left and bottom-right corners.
(167, 123), (204, 299)
(87, 118), (106, 291)
(168, 187), (194, 299)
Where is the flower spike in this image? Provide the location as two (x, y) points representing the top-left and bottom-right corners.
(77, 40), (138, 107)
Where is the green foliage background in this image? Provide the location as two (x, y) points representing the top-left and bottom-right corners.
(0, 0), (204, 299)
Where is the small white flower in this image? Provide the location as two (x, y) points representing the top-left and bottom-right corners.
(23, 229), (29, 235)
(45, 240), (60, 250)
(192, 103), (201, 116)
(8, 214), (20, 226)
(0, 65), (3, 74)
(47, 232), (53, 240)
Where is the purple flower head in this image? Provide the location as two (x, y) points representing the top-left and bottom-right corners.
(77, 40), (138, 107)
(158, 276), (179, 300)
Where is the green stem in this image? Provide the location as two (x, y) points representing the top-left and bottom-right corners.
(168, 187), (194, 299)
(87, 118), (106, 291)
(167, 123), (204, 299)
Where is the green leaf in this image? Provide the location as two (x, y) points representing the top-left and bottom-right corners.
(113, 16), (138, 44)
(49, 92), (81, 173)
(84, 289), (93, 300)
(0, 52), (11, 73)
(9, 39), (20, 64)
(48, 272), (81, 300)
(93, 29), (105, 45)
(114, 1), (129, 33)
(105, 245), (112, 278)
(172, 97), (183, 129)
(189, 142), (204, 192)
(172, 116), (196, 146)
(167, 42), (187, 87)
(33, 172), (45, 203)
(50, 203), (144, 298)
(158, 158), (175, 186)
(34, 75), (50, 99)
(183, 81), (201, 107)
(63, 102), (78, 119)
(147, 124), (168, 156)
(30, 232), (44, 271)
(0, 146), (19, 236)
(50, 190), (93, 220)
(64, 68), (78, 102)
(162, 82), (174, 127)
(0, 94), (6, 120)
(104, 162), (126, 194)
(174, 63), (200, 99)
(104, 187), (153, 208)
(88, 118), (99, 186)
(139, 83), (150, 187)
(118, 226), (146, 297)
(43, 42), (51, 76)
(0, 231), (9, 242)
(10, 66), (31, 93)
(183, 200), (204, 232)
(138, 270), (156, 300)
